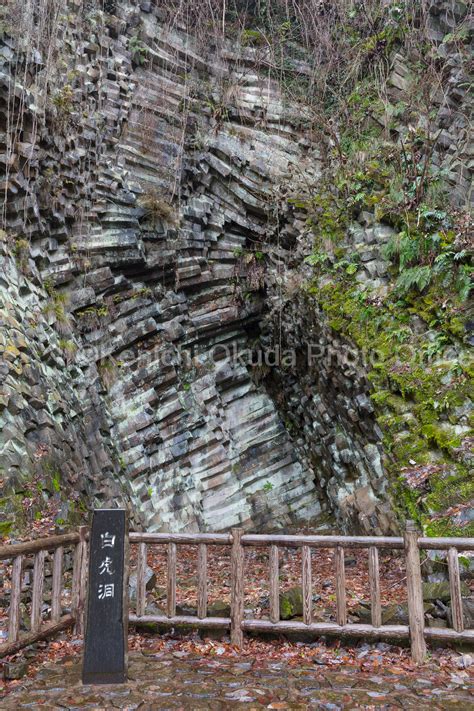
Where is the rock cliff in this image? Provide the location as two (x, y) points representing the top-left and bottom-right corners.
(0, 0), (472, 535)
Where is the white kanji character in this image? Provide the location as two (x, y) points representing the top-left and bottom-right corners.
(98, 556), (114, 576)
(98, 583), (115, 600)
(100, 532), (116, 548)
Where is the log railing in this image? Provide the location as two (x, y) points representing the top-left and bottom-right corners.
(0, 527), (88, 657)
(128, 532), (234, 637)
(1, 521), (472, 662)
(129, 522), (474, 663)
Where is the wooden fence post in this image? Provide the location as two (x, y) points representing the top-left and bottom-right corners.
(31, 550), (46, 633)
(447, 547), (464, 633)
(8, 555), (23, 643)
(136, 542), (147, 617)
(302, 545), (312, 625)
(72, 525), (88, 635)
(197, 544), (208, 620)
(334, 545), (347, 626)
(167, 542), (177, 618)
(368, 546), (381, 628)
(404, 520), (426, 663)
(269, 545), (279, 624)
(51, 546), (64, 623)
(230, 528), (244, 647)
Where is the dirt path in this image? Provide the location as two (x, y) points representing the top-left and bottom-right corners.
(2, 648), (473, 710)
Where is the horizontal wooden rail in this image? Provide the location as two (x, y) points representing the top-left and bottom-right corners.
(127, 617), (474, 644)
(242, 620), (410, 638)
(423, 627), (474, 643)
(0, 614), (75, 657)
(129, 614), (230, 629)
(128, 531), (474, 552)
(0, 532), (81, 560)
(418, 537), (474, 551)
(129, 532), (232, 545)
(240, 534), (405, 549)
(242, 621), (474, 643)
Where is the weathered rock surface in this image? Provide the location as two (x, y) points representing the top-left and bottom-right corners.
(354, 601), (436, 626)
(0, 0), (472, 534)
(129, 565), (156, 601)
(448, 598), (474, 629)
(423, 581), (469, 603)
(0, 4), (322, 531)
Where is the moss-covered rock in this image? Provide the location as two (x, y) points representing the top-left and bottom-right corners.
(207, 600), (231, 618)
(354, 601), (435, 625)
(279, 586), (304, 620)
(423, 581), (469, 603)
(302, 224), (473, 536)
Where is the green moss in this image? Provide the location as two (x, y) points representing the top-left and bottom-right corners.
(279, 587), (304, 620)
(289, 7), (472, 536)
(447, 316), (466, 338)
(396, 483), (422, 524)
(0, 520), (13, 537)
(280, 596), (292, 619)
(424, 465), (474, 515)
(391, 434), (429, 462)
(303, 243), (472, 535)
(328, 317), (345, 332)
(420, 423), (461, 450)
(425, 515), (474, 539)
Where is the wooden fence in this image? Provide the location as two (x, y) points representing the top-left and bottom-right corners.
(128, 522), (474, 663)
(1, 521), (473, 662)
(0, 527), (88, 657)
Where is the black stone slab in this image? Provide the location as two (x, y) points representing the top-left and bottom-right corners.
(82, 509), (127, 684)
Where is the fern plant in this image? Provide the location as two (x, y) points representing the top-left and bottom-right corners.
(395, 265), (432, 295)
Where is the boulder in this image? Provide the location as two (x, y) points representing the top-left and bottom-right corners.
(426, 618), (448, 629)
(176, 602), (197, 616)
(354, 601), (434, 625)
(3, 661), (29, 680)
(381, 603), (410, 625)
(207, 600), (231, 618)
(423, 581), (469, 603)
(427, 572), (449, 584)
(459, 555), (474, 581)
(279, 586), (303, 620)
(448, 598), (474, 629)
(128, 565), (156, 601)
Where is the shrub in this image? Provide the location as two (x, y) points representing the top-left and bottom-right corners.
(138, 189), (178, 226)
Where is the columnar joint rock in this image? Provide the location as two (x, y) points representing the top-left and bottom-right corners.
(0, 1), (471, 534)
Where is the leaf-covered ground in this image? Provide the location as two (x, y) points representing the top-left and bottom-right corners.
(1, 641), (473, 709)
